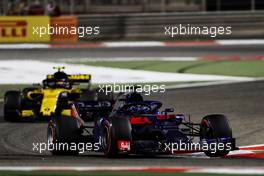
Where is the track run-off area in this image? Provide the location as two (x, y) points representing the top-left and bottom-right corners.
(0, 44), (263, 171)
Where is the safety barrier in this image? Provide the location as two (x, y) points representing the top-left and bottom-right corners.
(0, 16), (78, 43)
(0, 16), (50, 43)
(50, 16), (78, 43)
(78, 11), (264, 40)
(1, 12), (263, 43)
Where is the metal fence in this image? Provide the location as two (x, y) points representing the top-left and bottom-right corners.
(1, 0), (263, 15)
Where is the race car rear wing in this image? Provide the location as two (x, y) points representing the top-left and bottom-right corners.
(46, 74), (91, 83)
(73, 101), (113, 121)
(74, 101), (113, 112)
(68, 74), (91, 83)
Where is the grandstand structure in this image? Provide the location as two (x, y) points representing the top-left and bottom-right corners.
(58, 0), (204, 14)
(1, 0), (264, 15)
(0, 0), (4, 15)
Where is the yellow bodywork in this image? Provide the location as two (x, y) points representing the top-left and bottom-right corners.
(22, 110), (34, 118)
(47, 74), (91, 82)
(25, 87), (81, 118)
(20, 72), (90, 119)
(61, 109), (72, 116)
(41, 89), (68, 116)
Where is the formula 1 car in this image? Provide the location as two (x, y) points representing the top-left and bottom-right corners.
(3, 67), (106, 122)
(47, 90), (237, 157)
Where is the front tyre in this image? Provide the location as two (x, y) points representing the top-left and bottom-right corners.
(200, 114), (232, 157)
(4, 91), (22, 122)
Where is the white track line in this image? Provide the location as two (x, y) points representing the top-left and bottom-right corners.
(0, 60), (252, 84)
(166, 78), (264, 90)
(195, 168), (264, 175)
(0, 40), (264, 49)
(0, 99), (3, 103)
(217, 39), (264, 45)
(0, 44), (50, 49)
(240, 143), (264, 148)
(103, 41), (164, 47)
(0, 166), (264, 174)
(0, 166), (145, 171)
(59, 57), (199, 62)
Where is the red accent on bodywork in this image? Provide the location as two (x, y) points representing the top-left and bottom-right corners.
(117, 140), (131, 151)
(129, 117), (152, 125)
(156, 114), (176, 120)
(201, 119), (209, 126)
(71, 104), (85, 127)
(71, 105), (78, 118)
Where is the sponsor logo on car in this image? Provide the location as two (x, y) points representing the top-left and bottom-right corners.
(118, 140), (131, 151)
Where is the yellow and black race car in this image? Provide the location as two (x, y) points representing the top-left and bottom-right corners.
(3, 67), (98, 122)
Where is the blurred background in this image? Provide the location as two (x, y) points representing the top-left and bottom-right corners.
(1, 0), (264, 15)
(1, 0), (264, 41)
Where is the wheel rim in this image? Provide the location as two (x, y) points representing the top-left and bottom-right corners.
(101, 126), (110, 154)
(101, 128), (107, 150)
(47, 125), (56, 148)
(201, 119), (211, 139)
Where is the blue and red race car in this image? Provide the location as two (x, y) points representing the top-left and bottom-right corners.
(47, 91), (237, 157)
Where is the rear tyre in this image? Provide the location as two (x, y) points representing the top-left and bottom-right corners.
(200, 114), (232, 157)
(4, 91), (22, 122)
(47, 116), (81, 155)
(103, 117), (132, 158)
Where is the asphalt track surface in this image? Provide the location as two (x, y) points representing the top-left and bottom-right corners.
(0, 46), (264, 167)
(0, 45), (263, 60)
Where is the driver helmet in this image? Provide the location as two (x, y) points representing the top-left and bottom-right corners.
(126, 92), (143, 102)
(53, 71), (69, 88)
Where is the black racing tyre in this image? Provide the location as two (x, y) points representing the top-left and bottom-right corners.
(200, 114), (232, 157)
(102, 117), (132, 158)
(4, 91), (22, 122)
(47, 116), (81, 155)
